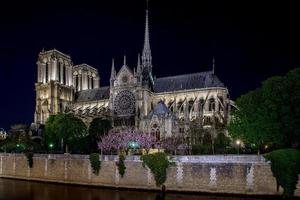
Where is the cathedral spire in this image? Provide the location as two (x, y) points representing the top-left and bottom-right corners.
(110, 58), (116, 80)
(142, 5), (152, 67)
(212, 57), (215, 74)
(137, 53), (141, 74)
(123, 55), (126, 66)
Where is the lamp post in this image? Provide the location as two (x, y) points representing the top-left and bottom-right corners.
(236, 140), (241, 154)
(128, 141), (139, 155)
(49, 143), (54, 154)
(16, 144), (20, 153)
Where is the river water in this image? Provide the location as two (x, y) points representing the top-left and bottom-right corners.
(0, 178), (278, 200)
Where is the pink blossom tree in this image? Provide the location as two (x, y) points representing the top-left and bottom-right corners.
(160, 136), (188, 155)
(98, 130), (157, 155)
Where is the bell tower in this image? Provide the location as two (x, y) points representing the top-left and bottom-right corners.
(34, 49), (74, 124)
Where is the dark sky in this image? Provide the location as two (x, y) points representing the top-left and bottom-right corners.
(0, 1), (299, 130)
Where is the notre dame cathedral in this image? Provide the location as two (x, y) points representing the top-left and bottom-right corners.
(34, 8), (232, 140)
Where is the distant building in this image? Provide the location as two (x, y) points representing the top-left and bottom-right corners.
(0, 128), (7, 140)
(34, 8), (233, 141)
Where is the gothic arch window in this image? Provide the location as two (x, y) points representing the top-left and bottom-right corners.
(179, 127), (184, 133)
(58, 62), (61, 82)
(199, 99), (205, 112)
(155, 130), (160, 141)
(45, 63), (48, 83)
(76, 76), (79, 91)
(204, 116), (211, 125)
(209, 98), (215, 111)
(63, 65), (66, 85)
(177, 100), (183, 112)
(151, 123), (160, 141)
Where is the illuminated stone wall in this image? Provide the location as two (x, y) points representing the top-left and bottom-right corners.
(1, 154), (298, 196)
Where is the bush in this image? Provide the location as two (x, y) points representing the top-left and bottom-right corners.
(25, 152), (34, 168)
(264, 149), (300, 198)
(191, 144), (202, 155)
(141, 152), (172, 187)
(89, 153), (101, 175)
(116, 154), (126, 178)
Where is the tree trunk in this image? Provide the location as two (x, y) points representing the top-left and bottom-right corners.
(65, 144), (69, 153)
(61, 138), (64, 152)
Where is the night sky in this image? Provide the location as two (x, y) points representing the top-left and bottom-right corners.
(0, 1), (299, 130)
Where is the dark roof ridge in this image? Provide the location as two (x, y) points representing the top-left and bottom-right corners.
(155, 71), (213, 80)
(77, 86), (110, 93)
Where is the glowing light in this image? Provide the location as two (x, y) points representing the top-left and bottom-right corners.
(128, 141), (139, 149)
(236, 140), (241, 145)
(49, 143), (54, 148)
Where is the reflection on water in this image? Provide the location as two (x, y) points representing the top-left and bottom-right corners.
(0, 178), (275, 200)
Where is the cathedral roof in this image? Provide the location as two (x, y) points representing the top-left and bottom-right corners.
(75, 86), (110, 102)
(148, 100), (175, 119)
(153, 71), (225, 93)
(152, 101), (171, 115)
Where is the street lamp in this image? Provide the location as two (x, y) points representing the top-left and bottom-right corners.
(49, 143), (54, 154)
(236, 140), (241, 154)
(128, 141), (140, 155)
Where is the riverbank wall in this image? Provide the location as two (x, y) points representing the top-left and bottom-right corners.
(0, 153), (299, 196)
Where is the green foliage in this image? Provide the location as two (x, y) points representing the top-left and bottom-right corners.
(0, 124), (38, 153)
(88, 118), (112, 152)
(141, 152), (171, 187)
(228, 68), (300, 150)
(44, 113), (87, 153)
(25, 152), (34, 168)
(191, 144), (202, 155)
(215, 132), (231, 154)
(88, 118), (112, 137)
(264, 149), (300, 198)
(117, 154), (126, 178)
(89, 153), (101, 175)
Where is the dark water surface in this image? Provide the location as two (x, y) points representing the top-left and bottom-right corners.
(0, 178), (279, 200)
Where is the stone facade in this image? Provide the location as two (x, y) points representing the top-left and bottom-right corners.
(34, 9), (234, 140)
(0, 153), (299, 196)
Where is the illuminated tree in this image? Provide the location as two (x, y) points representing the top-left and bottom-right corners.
(98, 131), (156, 154)
(44, 113), (87, 153)
(228, 68), (300, 152)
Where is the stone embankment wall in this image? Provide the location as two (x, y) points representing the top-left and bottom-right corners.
(0, 153), (299, 196)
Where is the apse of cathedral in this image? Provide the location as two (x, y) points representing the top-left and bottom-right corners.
(34, 8), (232, 139)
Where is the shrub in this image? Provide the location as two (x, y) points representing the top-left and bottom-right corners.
(116, 154), (126, 178)
(141, 152), (172, 187)
(264, 149), (300, 198)
(89, 153), (101, 175)
(191, 144), (202, 155)
(25, 152), (34, 168)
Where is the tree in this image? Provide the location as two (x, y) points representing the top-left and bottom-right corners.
(0, 124), (31, 152)
(228, 68), (300, 152)
(44, 113), (87, 153)
(98, 130), (157, 154)
(88, 118), (112, 152)
(160, 136), (188, 155)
